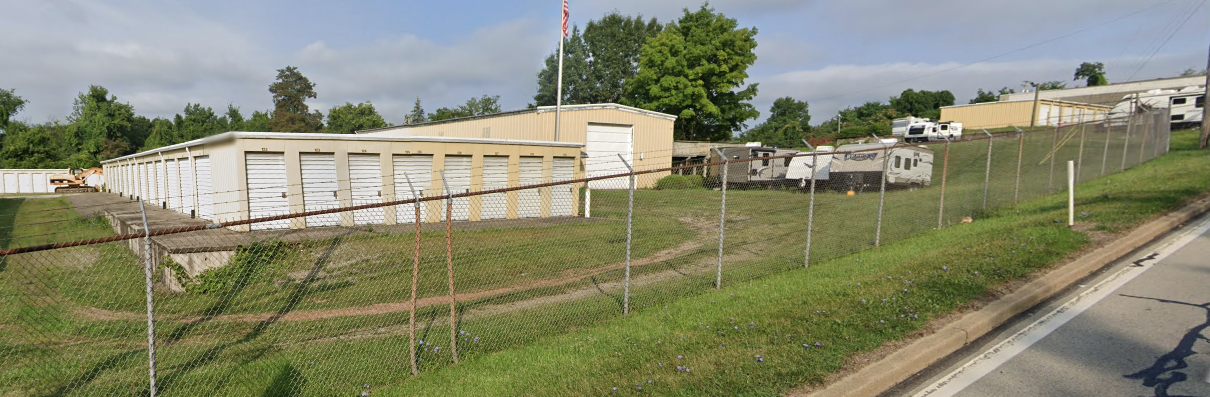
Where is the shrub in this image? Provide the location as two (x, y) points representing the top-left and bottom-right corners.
(655, 174), (705, 190)
(191, 241), (294, 294)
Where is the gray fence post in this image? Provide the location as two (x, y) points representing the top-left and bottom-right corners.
(801, 139), (818, 268)
(1121, 113), (1133, 171)
(618, 154), (635, 316)
(438, 171), (459, 364)
(874, 139), (889, 247)
(137, 200), (157, 397)
(711, 147), (728, 289)
(1101, 120), (1112, 177)
(1013, 126), (1024, 204)
(1076, 120), (1086, 182)
(982, 129), (993, 210)
(1048, 125), (1058, 194)
(1138, 113), (1151, 164)
(402, 173), (421, 376)
(937, 137), (951, 229)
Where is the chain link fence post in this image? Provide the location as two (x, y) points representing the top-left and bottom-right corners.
(1138, 113), (1151, 164)
(402, 173), (421, 376)
(137, 200), (158, 397)
(982, 129), (993, 211)
(438, 171), (459, 364)
(1121, 112), (1133, 171)
(802, 139), (818, 268)
(1013, 126), (1024, 205)
(874, 138), (889, 247)
(937, 137), (951, 229)
(1076, 119), (1087, 181)
(618, 154), (635, 316)
(711, 147), (728, 289)
(1048, 125), (1058, 193)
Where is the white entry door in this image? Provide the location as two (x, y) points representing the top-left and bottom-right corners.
(517, 157), (543, 218)
(585, 123), (633, 189)
(245, 152), (290, 230)
(300, 153), (341, 227)
(393, 154), (432, 223)
(348, 154), (384, 225)
(480, 156), (509, 219)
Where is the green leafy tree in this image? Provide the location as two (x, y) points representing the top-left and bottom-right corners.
(1179, 68), (1206, 77)
(326, 101), (387, 134)
(224, 105), (245, 131)
(969, 87), (1015, 104)
(889, 89), (954, 119)
(0, 123), (73, 168)
(628, 4), (759, 141)
(245, 110), (272, 132)
(268, 66), (323, 132)
(428, 95), (502, 122)
(140, 118), (177, 151)
(175, 103), (224, 142)
(534, 12), (662, 106)
(1037, 81), (1066, 90)
(127, 115), (153, 152)
(1074, 62), (1108, 87)
(738, 97), (811, 148)
(534, 26), (591, 106)
(67, 85), (136, 166)
(0, 88), (27, 132)
(407, 97), (427, 124)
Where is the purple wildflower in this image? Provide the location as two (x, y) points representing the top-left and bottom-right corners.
(803, 344), (810, 348)
(473, 337), (479, 342)
(942, 266), (948, 271)
(677, 355), (683, 359)
(815, 342), (823, 347)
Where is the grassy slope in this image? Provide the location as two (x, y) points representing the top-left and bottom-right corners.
(380, 129), (1210, 396)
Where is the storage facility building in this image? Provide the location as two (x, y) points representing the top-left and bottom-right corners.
(101, 131), (584, 232)
(0, 169), (71, 194)
(939, 99), (1112, 129)
(358, 103), (677, 189)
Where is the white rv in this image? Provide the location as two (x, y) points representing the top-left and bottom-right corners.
(1109, 86), (1205, 127)
(786, 139), (934, 191)
(891, 117), (963, 143)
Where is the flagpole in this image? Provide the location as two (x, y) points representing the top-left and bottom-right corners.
(555, 0), (566, 142)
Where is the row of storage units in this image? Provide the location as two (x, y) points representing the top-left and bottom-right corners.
(0, 169), (69, 194)
(102, 132), (584, 232)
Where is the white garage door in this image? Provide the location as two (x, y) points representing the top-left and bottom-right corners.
(300, 153), (341, 227)
(32, 173), (47, 193)
(18, 174), (32, 193)
(3, 174), (15, 193)
(156, 161), (167, 206)
(442, 156), (472, 221)
(393, 155), (432, 224)
(586, 123), (633, 189)
(480, 156), (509, 220)
(138, 163), (147, 200)
(517, 157), (543, 218)
(348, 154), (384, 225)
(150, 162), (161, 205)
(167, 159), (181, 211)
(195, 156), (214, 221)
(246, 152), (290, 230)
(179, 158), (195, 217)
(551, 157), (575, 216)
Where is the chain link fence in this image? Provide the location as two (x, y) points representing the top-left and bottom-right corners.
(0, 109), (1172, 396)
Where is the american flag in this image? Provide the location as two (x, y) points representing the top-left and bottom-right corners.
(561, 0), (569, 37)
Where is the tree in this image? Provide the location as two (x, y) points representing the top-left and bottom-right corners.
(969, 87), (1015, 104)
(225, 105), (245, 131)
(326, 101), (387, 134)
(739, 97), (810, 148)
(534, 12), (662, 106)
(0, 123), (73, 168)
(1037, 81), (1066, 90)
(428, 95), (502, 122)
(175, 103), (224, 142)
(140, 117), (177, 151)
(1074, 62), (1108, 87)
(67, 85), (136, 166)
(407, 97), (426, 124)
(1179, 68), (1206, 77)
(889, 89), (954, 119)
(0, 88), (27, 132)
(268, 66), (323, 132)
(245, 110), (272, 132)
(628, 5), (759, 141)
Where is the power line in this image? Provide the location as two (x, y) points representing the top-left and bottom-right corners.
(1124, 0), (1208, 82)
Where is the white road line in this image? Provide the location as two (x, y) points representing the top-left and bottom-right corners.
(913, 215), (1210, 397)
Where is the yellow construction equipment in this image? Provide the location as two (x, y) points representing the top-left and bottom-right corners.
(50, 167), (103, 193)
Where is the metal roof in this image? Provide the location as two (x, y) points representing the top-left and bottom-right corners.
(356, 103), (677, 135)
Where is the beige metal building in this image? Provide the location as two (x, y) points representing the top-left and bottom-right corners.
(101, 132), (583, 232)
(358, 103), (677, 189)
(0, 169), (71, 194)
(939, 99), (1112, 129)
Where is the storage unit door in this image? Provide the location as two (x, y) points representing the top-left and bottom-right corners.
(167, 159), (181, 211)
(32, 174), (47, 193)
(480, 156), (509, 220)
(150, 162), (161, 205)
(179, 158), (195, 217)
(585, 123), (633, 189)
(3, 174), (15, 193)
(246, 152), (290, 230)
(517, 157), (543, 218)
(393, 155), (432, 224)
(195, 156), (214, 221)
(300, 153), (341, 227)
(348, 153), (384, 225)
(442, 155), (472, 221)
(17, 174), (32, 193)
(551, 157), (575, 216)
(157, 161), (168, 205)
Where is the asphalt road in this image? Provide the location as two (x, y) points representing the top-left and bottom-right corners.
(892, 214), (1210, 397)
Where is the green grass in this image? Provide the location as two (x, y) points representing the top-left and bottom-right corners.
(0, 128), (1202, 396)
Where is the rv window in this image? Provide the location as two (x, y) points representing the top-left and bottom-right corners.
(784, 158), (792, 167)
(940, 124), (948, 131)
(1197, 95), (1205, 108)
(1172, 97), (1187, 105)
(904, 158), (912, 170)
(894, 156), (901, 169)
(761, 153), (770, 166)
(913, 158), (919, 167)
(1172, 114), (1185, 121)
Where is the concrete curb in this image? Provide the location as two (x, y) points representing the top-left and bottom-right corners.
(798, 194), (1210, 397)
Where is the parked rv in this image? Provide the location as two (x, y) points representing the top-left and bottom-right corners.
(786, 140), (934, 192)
(708, 146), (799, 187)
(891, 117), (963, 143)
(1108, 86), (1205, 127)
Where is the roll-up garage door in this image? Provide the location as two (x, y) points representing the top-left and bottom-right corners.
(586, 123), (633, 190)
(517, 157), (543, 218)
(551, 157), (575, 216)
(3, 174), (16, 193)
(179, 158), (195, 217)
(17, 174), (32, 193)
(442, 156), (472, 221)
(300, 153), (341, 227)
(151, 162), (162, 205)
(32, 173), (47, 193)
(246, 152), (290, 230)
(195, 156), (213, 221)
(393, 155), (432, 224)
(480, 156), (509, 220)
(167, 159), (181, 211)
(348, 154), (384, 225)
(156, 161), (167, 206)
(141, 163), (152, 203)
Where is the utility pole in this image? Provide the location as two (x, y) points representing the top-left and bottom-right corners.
(1028, 81), (1042, 129)
(1200, 43), (1210, 149)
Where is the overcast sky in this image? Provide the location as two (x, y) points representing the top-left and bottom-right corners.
(3, 0), (1208, 130)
